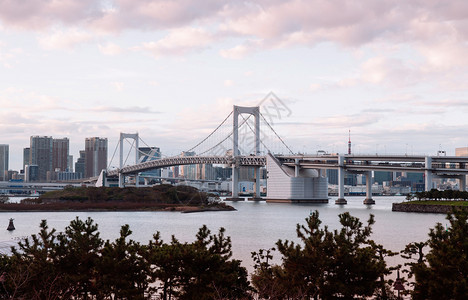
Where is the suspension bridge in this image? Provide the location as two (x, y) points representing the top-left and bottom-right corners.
(96, 105), (468, 204)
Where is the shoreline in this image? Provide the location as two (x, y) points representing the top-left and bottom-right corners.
(0, 203), (236, 213)
(392, 202), (468, 213)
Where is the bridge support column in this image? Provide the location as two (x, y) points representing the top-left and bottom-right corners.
(425, 156), (433, 191)
(119, 132), (139, 188)
(459, 175), (466, 192)
(336, 155), (347, 204)
(227, 105), (261, 201)
(295, 159), (300, 177)
(135, 174), (140, 187)
(249, 167), (263, 201)
(119, 173), (124, 188)
(363, 171), (375, 204)
(226, 163), (243, 201)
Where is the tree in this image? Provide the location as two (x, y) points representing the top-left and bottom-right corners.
(96, 224), (149, 299)
(54, 217), (103, 298)
(7, 220), (70, 299)
(321, 212), (385, 299)
(146, 226), (251, 300)
(252, 211), (390, 299)
(405, 209), (468, 299)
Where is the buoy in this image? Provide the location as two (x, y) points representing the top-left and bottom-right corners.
(7, 218), (15, 231)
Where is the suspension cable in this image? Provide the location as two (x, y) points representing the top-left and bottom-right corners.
(259, 111), (294, 154)
(123, 139), (136, 166)
(184, 111), (233, 153)
(238, 112), (273, 154)
(197, 112), (254, 156)
(107, 140), (120, 170)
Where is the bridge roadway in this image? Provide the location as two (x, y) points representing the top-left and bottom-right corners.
(277, 154), (468, 175)
(106, 155), (266, 176)
(0, 181), (82, 192)
(107, 154), (468, 176)
(104, 153), (468, 204)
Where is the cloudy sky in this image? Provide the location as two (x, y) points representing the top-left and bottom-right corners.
(0, 0), (467, 170)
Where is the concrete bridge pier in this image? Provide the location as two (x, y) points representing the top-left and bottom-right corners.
(459, 175), (466, 191)
(363, 171), (375, 204)
(425, 156), (433, 191)
(248, 166), (263, 201)
(336, 155), (347, 204)
(118, 172), (124, 188)
(226, 160), (243, 201)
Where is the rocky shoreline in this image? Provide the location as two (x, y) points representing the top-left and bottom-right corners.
(0, 202), (235, 213)
(392, 203), (468, 213)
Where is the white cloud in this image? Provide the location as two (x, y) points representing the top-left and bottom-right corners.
(220, 43), (252, 59)
(139, 27), (214, 58)
(98, 42), (122, 55)
(37, 28), (93, 50)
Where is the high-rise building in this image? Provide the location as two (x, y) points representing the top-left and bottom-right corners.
(374, 171), (392, 185)
(52, 138), (69, 172)
(68, 155), (74, 172)
(180, 151), (196, 179)
(23, 148), (30, 171)
(327, 169), (338, 185)
(197, 164), (216, 180)
(85, 137), (108, 178)
(30, 136), (53, 181)
(456, 147), (468, 156)
(75, 150), (86, 177)
(25, 164), (39, 182)
(0, 144), (8, 181)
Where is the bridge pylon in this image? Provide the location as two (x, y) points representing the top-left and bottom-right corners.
(119, 133), (139, 188)
(227, 106), (261, 200)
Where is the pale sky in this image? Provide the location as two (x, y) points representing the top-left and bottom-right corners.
(0, 0), (467, 171)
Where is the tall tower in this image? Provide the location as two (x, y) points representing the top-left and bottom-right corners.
(30, 136), (53, 181)
(75, 150), (86, 177)
(23, 148), (30, 171)
(348, 129), (352, 155)
(0, 144), (9, 181)
(85, 137), (108, 178)
(52, 138), (69, 172)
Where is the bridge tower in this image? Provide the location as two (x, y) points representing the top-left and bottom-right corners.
(119, 133), (139, 188)
(230, 106), (261, 200)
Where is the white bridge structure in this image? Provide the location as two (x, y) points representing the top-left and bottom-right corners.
(97, 105), (468, 204)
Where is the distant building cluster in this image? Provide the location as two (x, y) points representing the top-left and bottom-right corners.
(0, 136), (108, 183)
(0, 136), (245, 185)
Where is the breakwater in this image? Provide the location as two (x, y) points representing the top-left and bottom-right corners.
(392, 203), (468, 213)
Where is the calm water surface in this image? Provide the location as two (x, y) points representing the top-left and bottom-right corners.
(0, 196), (447, 271)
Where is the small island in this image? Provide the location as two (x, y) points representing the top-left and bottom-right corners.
(0, 184), (235, 213)
(392, 189), (468, 213)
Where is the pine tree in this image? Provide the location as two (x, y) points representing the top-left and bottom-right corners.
(252, 211), (390, 299)
(407, 209), (468, 299)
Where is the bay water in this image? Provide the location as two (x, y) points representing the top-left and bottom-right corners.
(0, 196), (446, 272)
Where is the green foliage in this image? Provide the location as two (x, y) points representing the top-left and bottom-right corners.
(39, 184), (210, 205)
(404, 209), (468, 300)
(251, 211), (392, 299)
(146, 225), (251, 299)
(0, 218), (249, 299)
(411, 189), (468, 201)
(96, 224), (149, 299)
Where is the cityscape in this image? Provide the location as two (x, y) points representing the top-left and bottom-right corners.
(0, 1), (467, 299)
(2, 132), (468, 197)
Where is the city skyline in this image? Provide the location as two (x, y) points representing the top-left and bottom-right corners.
(0, 1), (467, 170)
